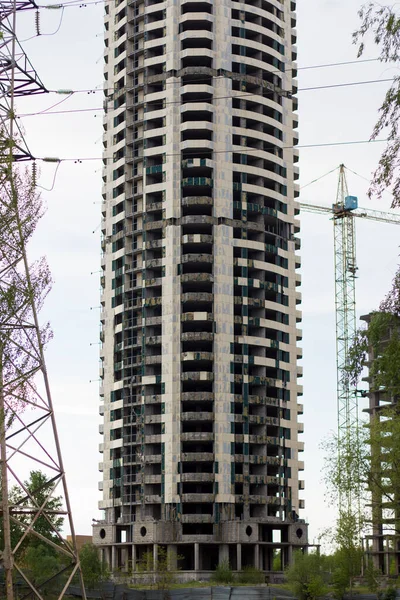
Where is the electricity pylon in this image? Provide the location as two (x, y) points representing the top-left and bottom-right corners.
(300, 164), (400, 516)
(0, 0), (87, 598)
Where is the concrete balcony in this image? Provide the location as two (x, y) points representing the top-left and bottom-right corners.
(181, 332), (213, 343)
(181, 372), (213, 382)
(181, 273), (213, 284)
(144, 355), (162, 365)
(145, 495), (162, 503)
(181, 432), (213, 442)
(181, 392), (214, 402)
(180, 514), (213, 524)
(145, 335), (162, 345)
(181, 215), (214, 226)
(144, 474), (162, 484)
(182, 196), (213, 208)
(144, 434), (162, 443)
(181, 452), (214, 462)
(181, 292), (213, 303)
(181, 412), (213, 422)
(182, 233), (213, 244)
(181, 253), (213, 265)
(144, 454), (162, 463)
(144, 414), (162, 424)
(181, 352), (213, 362)
(181, 312), (214, 323)
(181, 493), (215, 503)
(239, 394), (279, 407)
(181, 473), (214, 483)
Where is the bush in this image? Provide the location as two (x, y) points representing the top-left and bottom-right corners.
(384, 586), (397, 600)
(211, 560), (234, 584)
(286, 551), (327, 600)
(236, 566), (265, 584)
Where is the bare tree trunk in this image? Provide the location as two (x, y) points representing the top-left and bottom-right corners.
(0, 345), (14, 599)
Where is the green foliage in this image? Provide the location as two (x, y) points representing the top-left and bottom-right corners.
(353, 4), (400, 207)
(365, 559), (381, 593)
(22, 543), (61, 591)
(0, 470), (64, 559)
(272, 549), (282, 571)
(136, 546), (182, 591)
(322, 427), (368, 510)
(285, 551), (327, 600)
(330, 511), (363, 599)
(210, 559), (234, 584)
(236, 566), (265, 584)
(79, 543), (109, 590)
(383, 585), (397, 600)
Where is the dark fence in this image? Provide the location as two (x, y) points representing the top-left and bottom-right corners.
(67, 585), (295, 600)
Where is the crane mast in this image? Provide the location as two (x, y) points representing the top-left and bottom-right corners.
(333, 166), (358, 513)
(299, 165), (400, 517)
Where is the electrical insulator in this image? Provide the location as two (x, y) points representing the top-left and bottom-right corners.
(32, 161), (37, 187)
(35, 10), (41, 36)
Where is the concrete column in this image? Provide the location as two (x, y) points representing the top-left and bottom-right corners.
(194, 543), (200, 572)
(153, 544), (158, 585)
(219, 544), (229, 565)
(132, 544), (136, 572)
(287, 544), (293, 568)
(237, 544), (242, 572)
(254, 544), (259, 569)
(111, 545), (117, 572)
(384, 540), (390, 576)
(168, 545), (178, 570)
(122, 547), (128, 572)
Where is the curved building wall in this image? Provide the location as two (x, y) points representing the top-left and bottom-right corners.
(96, 0), (306, 574)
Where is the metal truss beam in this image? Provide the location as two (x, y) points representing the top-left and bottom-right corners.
(0, 0), (86, 598)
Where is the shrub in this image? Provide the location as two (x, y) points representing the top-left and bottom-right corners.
(211, 560), (234, 584)
(236, 566), (265, 584)
(384, 586), (397, 600)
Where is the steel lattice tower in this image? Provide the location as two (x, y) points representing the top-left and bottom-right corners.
(333, 165), (359, 512)
(0, 0), (87, 598)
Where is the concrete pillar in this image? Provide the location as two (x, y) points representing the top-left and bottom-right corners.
(287, 544), (293, 568)
(153, 543), (158, 570)
(219, 544), (229, 565)
(237, 544), (242, 572)
(168, 544), (178, 570)
(385, 539), (390, 576)
(194, 543), (200, 572)
(254, 544), (259, 569)
(111, 545), (117, 572)
(132, 544), (136, 572)
(122, 547), (128, 572)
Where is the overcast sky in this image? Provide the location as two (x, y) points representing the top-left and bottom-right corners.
(12, 0), (400, 545)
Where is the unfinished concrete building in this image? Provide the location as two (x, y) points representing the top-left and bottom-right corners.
(93, 0), (307, 577)
(362, 313), (400, 576)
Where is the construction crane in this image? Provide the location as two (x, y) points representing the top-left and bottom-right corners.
(299, 165), (400, 515)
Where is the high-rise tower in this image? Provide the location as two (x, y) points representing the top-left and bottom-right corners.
(94, 0), (306, 575)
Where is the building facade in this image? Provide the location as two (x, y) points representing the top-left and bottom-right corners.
(94, 0), (306, 575)
(362, 313), (400, 576)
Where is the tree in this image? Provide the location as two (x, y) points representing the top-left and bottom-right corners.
(285, 551), (327, 600)
(136, 546), (182, 592)
(22, 543), (62, 593)
(331, 511), (363, 599)
(353, 4), (400, 207)
(0, 470), (64, 562)
(365, 559), (381, 594)
(79, 543), (110, 590)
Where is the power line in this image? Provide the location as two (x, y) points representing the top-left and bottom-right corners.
(37, 137), (388, 163)
(18, 77), (395, 118)
(300, 166), (339, 190)
(44, 57), (383, 94)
